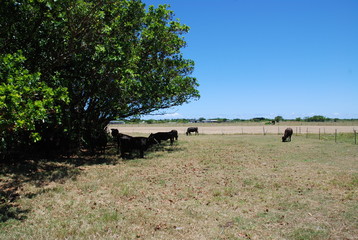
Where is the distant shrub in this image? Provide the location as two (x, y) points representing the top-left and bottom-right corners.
(305, 115), (331, 122)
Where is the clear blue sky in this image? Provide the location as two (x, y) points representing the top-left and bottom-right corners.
(142, 0), (357, 120)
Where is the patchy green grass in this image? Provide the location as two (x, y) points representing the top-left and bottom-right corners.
(0, 134), (357, 239)
(303, 132), (358, 145)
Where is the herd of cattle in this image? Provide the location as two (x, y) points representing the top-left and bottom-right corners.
(95, 126), (293, 159)
(109, 127), (199, 158)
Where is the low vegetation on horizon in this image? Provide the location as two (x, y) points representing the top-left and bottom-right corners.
(1, 134), (357, 239)
(121, 115), (358, 125)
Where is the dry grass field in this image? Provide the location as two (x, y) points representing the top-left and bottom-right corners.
(109, 123), (357, 135)
(0, 125), (357, 239)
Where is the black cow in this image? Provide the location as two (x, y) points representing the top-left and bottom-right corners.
(111, 129), (119, 138)
(111, 129), (120, 150)
(186, 127), (199, 136)
(83, 129), (108, 154)
(94, 131), (108, 154)
(282, 128), (293, 142)
(148, 130), (176, 145)
(171, 130), (178, 140)
(111, 129), (131, 139)
(119, 135), (150, 159)
(110, 129), (133, 154)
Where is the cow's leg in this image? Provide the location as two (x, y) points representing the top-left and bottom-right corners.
(117, 138), (120, 154)
(121, 149), (126, 159)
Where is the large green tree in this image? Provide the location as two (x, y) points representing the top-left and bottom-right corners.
(0, 0), (199, 155)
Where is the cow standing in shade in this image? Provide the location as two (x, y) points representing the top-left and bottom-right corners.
(282, 128), (293, 142)
(111, 129), (120, 138)
(84, 129), (108, 154)
(119, 135), (150, 159)
(148, 130), (178, 145)
(186, 127), (199, 136)
(111, 129), (131, 154)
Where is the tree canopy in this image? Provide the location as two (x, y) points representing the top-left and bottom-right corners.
(0, 0), (199, 158)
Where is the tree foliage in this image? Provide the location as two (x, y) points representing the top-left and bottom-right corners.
(0, 52), (68, 158)
(0, 0), (199, 157)
(274, 116), (283, 122)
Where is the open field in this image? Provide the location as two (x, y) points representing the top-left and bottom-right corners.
(0, 132), (357, 239)
(109, 123), (358, 135)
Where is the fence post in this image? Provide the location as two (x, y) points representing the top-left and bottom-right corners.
(335, 129), (337, 143)
(319, 128), (321, 140)
(354, 130), (357, 145)
(306, 128), (308, 138)
(263, 126), (266, 136)
(296, 127), (298, 136)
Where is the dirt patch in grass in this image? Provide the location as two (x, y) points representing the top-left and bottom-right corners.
(0, 135), (357, 239)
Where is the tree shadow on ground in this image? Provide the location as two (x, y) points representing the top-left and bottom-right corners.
(0, 144), (120, 224)
(0, 141), (184, 224)
(117, 140), (184, 160)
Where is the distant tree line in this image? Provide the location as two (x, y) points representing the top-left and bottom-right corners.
(301, 115), (337, 122)
(116, 115), (357, 124)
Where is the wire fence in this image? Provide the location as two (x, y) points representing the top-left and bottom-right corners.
(109, 124), (358, 145)
(240, 126), (357, 145)
(270, 126), (357, 145)
(301, 128), (357, 145)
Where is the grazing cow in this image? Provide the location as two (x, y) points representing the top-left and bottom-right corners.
(148, 131), (176, 145)
(282, 128), (293, 142)
(119, 135), (151, 159)
(186, 127), (199, 136)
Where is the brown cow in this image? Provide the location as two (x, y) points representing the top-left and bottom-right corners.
(282, 128), (293, 142)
